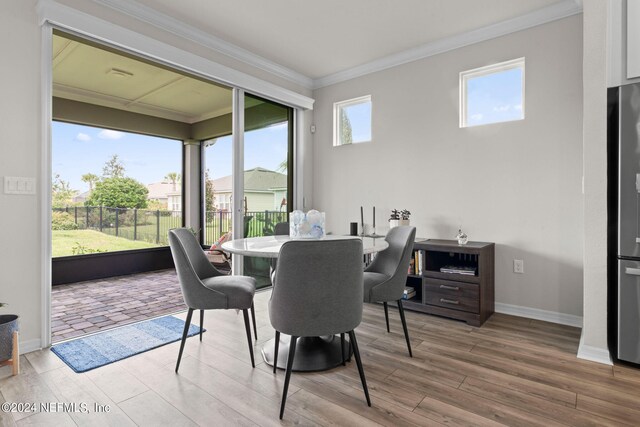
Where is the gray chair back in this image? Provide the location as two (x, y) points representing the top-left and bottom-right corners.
(274, 222), (289, 236)
(269, 238), (363, 337)
(365, 226), (416, 301)
(168, 228), (223, 308)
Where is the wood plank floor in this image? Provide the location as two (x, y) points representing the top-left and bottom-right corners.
(2, 289), (639, 426)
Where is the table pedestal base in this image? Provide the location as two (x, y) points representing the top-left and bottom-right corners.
(261, 335), (351, 372)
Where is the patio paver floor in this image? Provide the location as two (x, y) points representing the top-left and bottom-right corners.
(51, 269), (185, 343)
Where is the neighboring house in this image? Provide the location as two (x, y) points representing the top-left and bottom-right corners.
(72, 190), (91, 204)
(211, 167), (287, 212)
(147, 182), (181, 212)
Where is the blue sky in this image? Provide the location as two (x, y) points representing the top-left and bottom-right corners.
(204, 122), (288, 180)
(344, 102), (372, 143)
(466, 67), (523, 127)
(53, 121), (289, 192)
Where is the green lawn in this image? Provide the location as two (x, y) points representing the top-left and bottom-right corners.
(52, 229), (161, 257)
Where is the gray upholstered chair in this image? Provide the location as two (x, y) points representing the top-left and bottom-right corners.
(273, 221), (289, 236)
(363, 226), (416, 357)
(168, 228), (257, 372)
(269, 221), (290, 283)
(270, 238), (371, 419)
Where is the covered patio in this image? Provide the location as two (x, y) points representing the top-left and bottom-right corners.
(51, 269), (185, 343)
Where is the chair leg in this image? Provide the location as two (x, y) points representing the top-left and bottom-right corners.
(383, 302), (390, 333)
(280, 336), (298, 419)
(175, 308), (194, 373)
(242, 309), (255, 368)
(348, 330), (371, 407)
(397, 299), (413, 357)
(273, 330), (280, 374)
(250, 302), (258, 340)
(340, 333), (346, 366)
(199, 310), (204, 342)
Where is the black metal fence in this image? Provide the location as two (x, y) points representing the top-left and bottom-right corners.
(54, 206), (288, 246)
(53, 206), (182, 245)
(203, 210), (289, 245)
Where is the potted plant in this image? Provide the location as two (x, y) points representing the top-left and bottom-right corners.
(400, 209), (411, 226)
(389, 209), (400, 229)
(0, 303), (19, 375)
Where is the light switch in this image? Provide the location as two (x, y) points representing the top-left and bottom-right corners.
(4, 176), (36, 195)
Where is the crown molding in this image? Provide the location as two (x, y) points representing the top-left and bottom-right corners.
(91, 0), (314, 89)
(313, 0), (583, 89)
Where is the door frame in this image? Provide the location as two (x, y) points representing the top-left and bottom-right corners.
(39, 5), (313, 348)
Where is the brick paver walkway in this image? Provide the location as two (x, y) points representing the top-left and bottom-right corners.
(51, 269), (185, 343)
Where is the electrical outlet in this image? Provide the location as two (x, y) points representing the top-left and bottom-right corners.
(514, 259), (524, 274)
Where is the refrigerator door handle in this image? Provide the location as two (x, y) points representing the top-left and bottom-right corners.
(624, 267), (640, 276)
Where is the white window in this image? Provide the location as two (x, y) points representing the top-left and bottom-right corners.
(460, 58), (525, 128)
(333, 95), (372, 146)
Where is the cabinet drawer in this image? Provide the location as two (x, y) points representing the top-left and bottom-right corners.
(423, 278), (479, 313)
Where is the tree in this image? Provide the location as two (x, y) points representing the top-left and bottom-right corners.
(81, 173), (100, 191)
(85, 177), (148, 209)
(102, 154), (125, 178)
(164, 172), (181, 191)
(52, 173), (77, 208)
(205, 169), (215, 214)
(277, 159), (288, 173)
(340, 108), (353, 145)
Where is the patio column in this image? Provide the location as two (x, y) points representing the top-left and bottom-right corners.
(183, 139), (201, 237)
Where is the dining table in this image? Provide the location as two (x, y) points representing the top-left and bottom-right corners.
(221, 234), (389, 372)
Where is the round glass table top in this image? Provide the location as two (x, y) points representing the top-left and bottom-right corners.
(221, 235), (389, 258)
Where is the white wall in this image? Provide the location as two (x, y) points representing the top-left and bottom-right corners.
(0, 0), (313, 350)
(579, 0), (610, 363)
(312, 16), (584, 318)
(0, 0), (43, 351)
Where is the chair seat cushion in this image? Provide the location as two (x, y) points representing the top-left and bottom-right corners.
(201, 275), (256, 310)
(363, 272), (391, 303)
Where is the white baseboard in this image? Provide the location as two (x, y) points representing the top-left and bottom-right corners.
(19, 338), (43, 355)
(494, 303), (583, 327)
(577, 332), (613, 365)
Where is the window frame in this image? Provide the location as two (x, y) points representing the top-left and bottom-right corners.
(333, 95), (372, 146)
(459, 57), (525, 128)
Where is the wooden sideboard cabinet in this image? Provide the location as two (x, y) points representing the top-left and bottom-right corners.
(404, 239), (495, 327)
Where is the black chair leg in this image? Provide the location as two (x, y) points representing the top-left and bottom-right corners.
(199, 310), (204, 342)
(397, 299), (412, 357)
(175, 308), (193, 373)
(280, 336), (298, 419)
(250, 302), (257, 340)
(273, 330), (280, 374)
(340, 333), (346, 366)
(348, 330), (371, 407)
(383, 302), (390, 333)
(242, 309), (255, 368)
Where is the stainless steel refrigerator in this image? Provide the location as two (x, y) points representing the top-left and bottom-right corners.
(610, 82), (640, 365)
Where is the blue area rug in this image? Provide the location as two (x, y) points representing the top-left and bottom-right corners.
(51, 316), (203, 373)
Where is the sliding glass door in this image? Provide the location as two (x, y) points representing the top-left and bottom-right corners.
(242, 94), (293, 288)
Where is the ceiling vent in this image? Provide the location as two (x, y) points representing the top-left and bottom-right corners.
(107, 68), (134, 78)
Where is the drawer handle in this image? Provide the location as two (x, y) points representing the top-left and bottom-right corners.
(625, 267), (640, 276)
(440, 298), (460, 305)
(439, 285), (460, 291)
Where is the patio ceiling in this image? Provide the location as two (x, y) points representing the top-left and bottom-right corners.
(53, 32), (235, 124)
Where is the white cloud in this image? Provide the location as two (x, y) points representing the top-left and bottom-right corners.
(76, 133), (91, 141)
(514, 104), (523, 111)
(492, 105), (511, 113)
(98, 129), (124, 140)
(470, 113), (483, 121)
